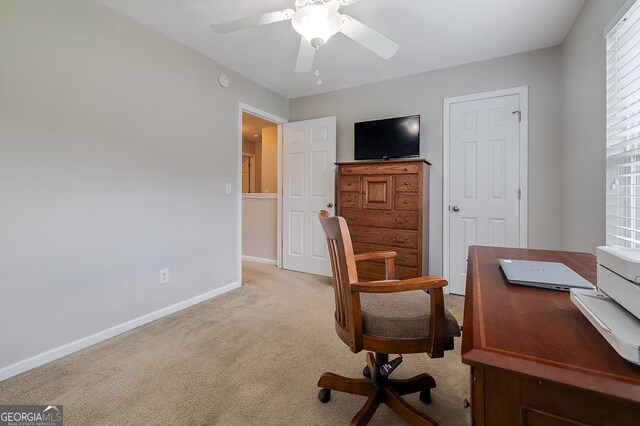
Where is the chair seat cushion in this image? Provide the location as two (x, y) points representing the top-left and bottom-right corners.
(360, 290), (461, 340)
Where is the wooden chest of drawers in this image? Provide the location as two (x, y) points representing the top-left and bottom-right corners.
(337, 159), (430, 281)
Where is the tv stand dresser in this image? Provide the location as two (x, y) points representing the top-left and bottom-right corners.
(336, 158), (430, 281)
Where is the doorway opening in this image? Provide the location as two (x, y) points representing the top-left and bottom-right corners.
(242, 111), (279, 195)
(237, 105), (336, 282)
(238, 106), (287, 279)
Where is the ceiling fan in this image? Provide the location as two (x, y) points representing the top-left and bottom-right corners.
(211, 0), (399, 73)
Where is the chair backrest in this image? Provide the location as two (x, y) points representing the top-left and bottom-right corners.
(318, 210), (362, 352)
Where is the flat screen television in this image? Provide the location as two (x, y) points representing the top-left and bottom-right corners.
(354, 115), (420, 161)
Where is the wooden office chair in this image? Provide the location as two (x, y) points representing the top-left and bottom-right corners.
(317, 210), (460, 425)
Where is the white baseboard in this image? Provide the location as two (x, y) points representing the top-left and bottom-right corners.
(0, 281), (241, 382)
(242, 255), (277, 265)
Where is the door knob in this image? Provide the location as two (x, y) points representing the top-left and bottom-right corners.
(326, 202), (334, 208)
(452, 205), (460, 212)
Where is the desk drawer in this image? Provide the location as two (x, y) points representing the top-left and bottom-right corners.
(342, 208), (418, 230)
(350, 225), (419, 249)
(471, 366), (640, 426)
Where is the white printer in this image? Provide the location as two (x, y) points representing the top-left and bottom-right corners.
(570, 246), (640, 365)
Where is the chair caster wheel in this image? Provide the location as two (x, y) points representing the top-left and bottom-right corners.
(363, 366), (371, 378)
(419, 389), (432, 404)
(318, 388), (331, 403)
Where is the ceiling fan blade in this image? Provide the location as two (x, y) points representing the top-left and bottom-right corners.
(211, 9), (295, 34)
(295, 37), (316, 73)
(339, 14), (399, 59)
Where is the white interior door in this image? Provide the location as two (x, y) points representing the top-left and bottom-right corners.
(448, 94), (523, 294)
(282, 116), (336, 276)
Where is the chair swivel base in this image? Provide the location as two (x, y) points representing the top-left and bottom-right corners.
(317, 352), (438, 426)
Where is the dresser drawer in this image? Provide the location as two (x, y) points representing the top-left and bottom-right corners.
(340, 162), (421, 176)
(395, 175), (419, 192)
(350, 225), (419, 249)
(340, 192), (360, 209)
(352, 243), (418, 267)
(362, 176), (392, 210)
(340, 175), (360, 192)
(394, 193), (419, 211)
(342, 208), (418, 230)
(357, 261), (418, 281)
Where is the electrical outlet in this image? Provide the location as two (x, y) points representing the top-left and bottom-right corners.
(159, 269), (169, 284)
(225, 183), (232, 194)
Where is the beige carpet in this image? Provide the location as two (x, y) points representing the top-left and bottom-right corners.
(0, 262), (471, 425)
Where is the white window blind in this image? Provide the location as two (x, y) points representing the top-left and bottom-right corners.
(607, 0), (640, 247)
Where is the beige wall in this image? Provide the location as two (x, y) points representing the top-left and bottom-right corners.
(242, 197), (277, 261)
(0, 0), (288, 374)
(290, 47), (564, 275)
(242, 139), (256, 155)
(560, 0), (626, 253)
(261, 126), (278, 193)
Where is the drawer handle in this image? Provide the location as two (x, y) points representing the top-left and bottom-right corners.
(346, 198), (352, 202)
(348, 182), (352, 186)
(404, 167), (408, 171)
(395, 235), (410, 242)
(347, 168), (352, 172)
(403, 200), (409, 204)
(400, 255), (408, 260)
(396, 273), (408, 280)
(395, 218), (407, 224)
(349, 216), (359, 221)
(353, 233), (360, 238)
(404, 181), (410, 186)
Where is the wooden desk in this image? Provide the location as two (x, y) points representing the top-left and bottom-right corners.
(461, 246), (640, 425)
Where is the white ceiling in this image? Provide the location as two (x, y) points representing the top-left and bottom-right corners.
(99, 0), (584, 99)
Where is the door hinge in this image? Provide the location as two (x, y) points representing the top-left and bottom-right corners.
(518, 188), (522, 199)
(512, 110), (522, 123)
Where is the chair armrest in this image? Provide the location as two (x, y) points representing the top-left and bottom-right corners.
(354, 251), (397, 280)
(351, 276), (447, 293)
(353, 250), (397, 262)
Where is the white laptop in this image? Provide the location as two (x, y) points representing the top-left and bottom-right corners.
(499, 259), (596, 291)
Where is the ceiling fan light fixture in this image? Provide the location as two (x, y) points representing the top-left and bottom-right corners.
(291, 5), (343, 49)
